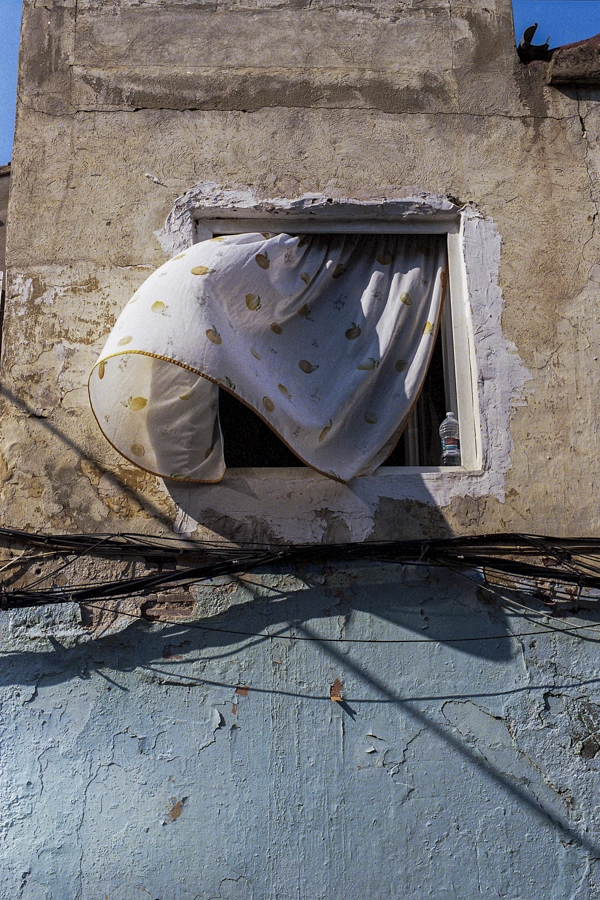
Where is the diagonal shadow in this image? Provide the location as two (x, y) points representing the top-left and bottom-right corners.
(1, 601), (598, 856)
(3, 561), (597, 691)
(4, 558), (600, 687)
(295, 619), (600, 857)
(3, 610), (600, 705)
(0, 384), (173, 527)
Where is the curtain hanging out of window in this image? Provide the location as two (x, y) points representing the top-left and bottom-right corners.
(89, 232), (448, 483)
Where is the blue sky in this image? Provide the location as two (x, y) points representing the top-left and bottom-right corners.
(0, 0), (599, 165)
(512, 0), (600, 47)
(0, 0), (22, 165)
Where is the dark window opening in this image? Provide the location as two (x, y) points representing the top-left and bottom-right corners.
(220, 327), (448, 469)
(383, 326), (447, 467)
(220, 389), (305, 468)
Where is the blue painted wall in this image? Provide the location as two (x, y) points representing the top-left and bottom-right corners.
(2, 565), (598, 898)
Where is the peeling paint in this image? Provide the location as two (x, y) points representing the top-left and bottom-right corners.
(166, 796), (187, 822)
(3, 0), (600, 896)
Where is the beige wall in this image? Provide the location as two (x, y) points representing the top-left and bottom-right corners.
(4, 0), (600, 540)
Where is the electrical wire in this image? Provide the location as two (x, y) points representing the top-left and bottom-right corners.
(2, 530), (600, 646)
(76, 599), (600, 644)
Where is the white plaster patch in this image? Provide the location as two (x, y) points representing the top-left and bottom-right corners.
(9, 273), (35, 317)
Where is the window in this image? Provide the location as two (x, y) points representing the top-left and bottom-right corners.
(151, 187), (526, 540)
(190, 214), (480, 474)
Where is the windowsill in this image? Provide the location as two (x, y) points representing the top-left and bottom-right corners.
(166, 462), (490, 543)
(224, 465), (483, 480)
(372, 465), (481, 476)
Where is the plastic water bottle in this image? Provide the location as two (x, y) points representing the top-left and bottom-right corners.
(439, 412), (461, 466)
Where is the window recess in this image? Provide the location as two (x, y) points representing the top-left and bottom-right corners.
(196, 217), (479, 473)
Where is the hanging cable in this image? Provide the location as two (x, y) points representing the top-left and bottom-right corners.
(1, 529), (600, 616)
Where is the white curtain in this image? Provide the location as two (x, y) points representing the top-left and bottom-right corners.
(89, 232), (448, 483)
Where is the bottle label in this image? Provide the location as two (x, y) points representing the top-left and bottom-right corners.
(441, 437), (460, 452)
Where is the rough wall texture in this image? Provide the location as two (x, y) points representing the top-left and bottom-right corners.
(5, 565), (600, 899)
(5, 0), (600, 540)
(4, 0), (600, 896)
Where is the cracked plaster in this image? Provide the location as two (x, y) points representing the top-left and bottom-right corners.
(3, 0), (600, 896)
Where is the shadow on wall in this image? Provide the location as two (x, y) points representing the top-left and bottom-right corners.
(1, 382), (459, 544)
(165, 473), (457, 544)
(1, 563), (518, 681)
(2, 565), (600, 857)
(5, 565), (600, 686)
(0, 385), (176, 528)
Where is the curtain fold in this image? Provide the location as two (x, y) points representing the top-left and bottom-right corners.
(89, 232), (448, 483)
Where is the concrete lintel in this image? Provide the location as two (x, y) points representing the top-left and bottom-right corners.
(158, 185), (461, 257)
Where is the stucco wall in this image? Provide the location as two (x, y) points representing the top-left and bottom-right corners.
(6, 0), (600, 540)
(3, 1), (600, 897)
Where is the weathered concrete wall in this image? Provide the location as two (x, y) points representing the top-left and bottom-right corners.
(4, 1), (600, 897)
(5, 0), (600, 539)
(5, 565), (600, 899)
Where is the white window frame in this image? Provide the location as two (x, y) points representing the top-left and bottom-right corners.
(190, 211), (481, 474)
